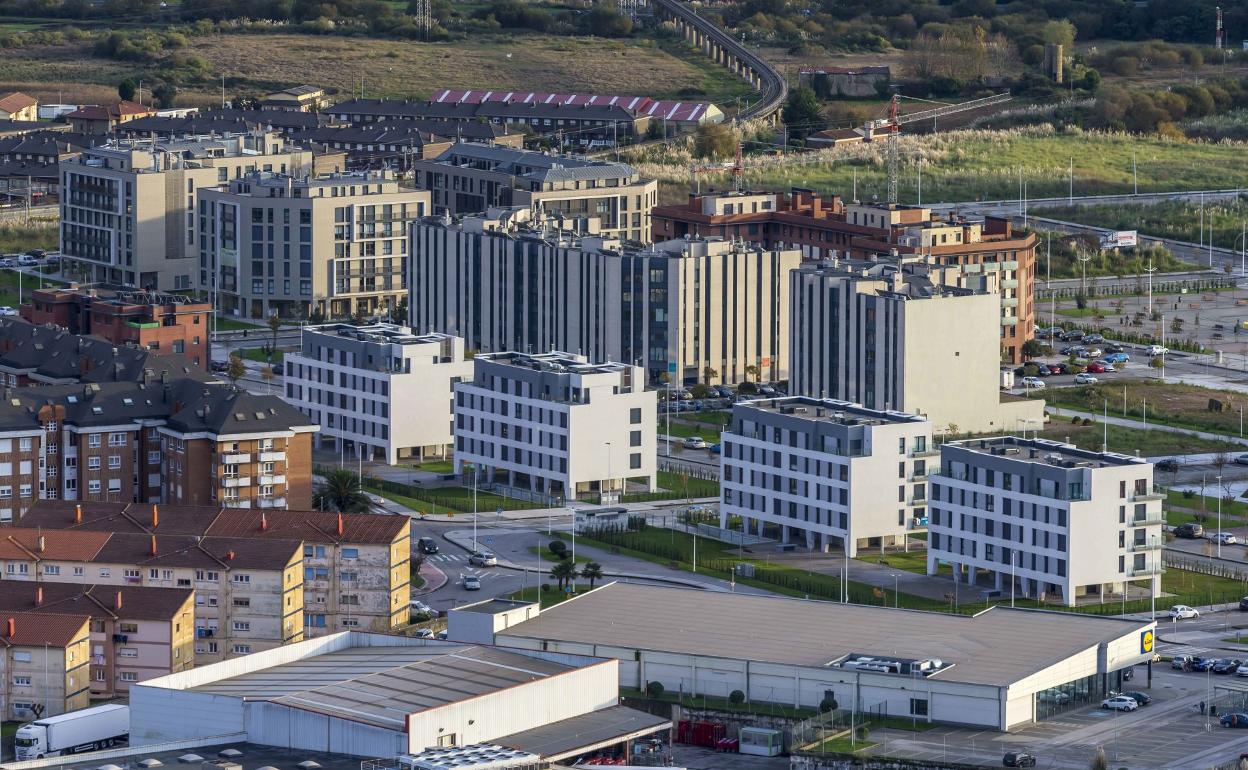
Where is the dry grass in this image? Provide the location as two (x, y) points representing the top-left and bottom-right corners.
(0, 33), (753, 106)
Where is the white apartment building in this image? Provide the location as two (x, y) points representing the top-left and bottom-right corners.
(720, 397), (935, 555)
(927, 437), (1164, 606)
(285, 324), (472, 464)
(59, 133), (317, 292)
(198, 169), (429, 319)
(453, 351), (656, 502)
(411, 208), (800, 385)
(789, 259), (1044, 435)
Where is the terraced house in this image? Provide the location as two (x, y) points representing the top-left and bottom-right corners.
(0, 612), (91, 720)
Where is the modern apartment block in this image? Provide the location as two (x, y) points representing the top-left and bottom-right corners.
(652, 190), (1037, 362)
(198, 169), (429, 319)
(0, 523), (303, 663)
(0, 376), (316, 519)
(22, 500), (411, 641)
(21, 288), (212, 369)
(59, 133), (318, 292)
(0, 582), (194, 696)
(789, 260), (1044, 435)
(453, 351), (656, 502)
(927, 437), (1164, 606)
(285, 324), (472, 464)
(411, 209), (800, 385)
(411, 143), (657, 242)
(720, 397), (934, 555)
(0, 612), (91, 720)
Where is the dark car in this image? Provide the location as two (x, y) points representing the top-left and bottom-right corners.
(1175, 522), (1204, 539)
(1193, 657), (1218, 672)
(1156, 458), (1179, 473)
(272, 363), (284, 376)
(1121, 691), (1152, 706)
(1239, 596), (1248, 611)
(210, 360), (230, 373)
(417, 537), (439, 555)
(1003, 752), (1036, 768)
(1222, 713), (1248, 728)
(1036, 364), (1052, 376)
(1213, 658), (1242, 675)
(1106, 343), (1126, 353)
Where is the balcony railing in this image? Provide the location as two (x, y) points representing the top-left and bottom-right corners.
(1128, 564), (1164, 577)
(1130, 541), (1164, 552)
(257, 497), (287, 509)
(222, 453), (251, 464)
(259, 451), (286, 462)
(221, 477), (251, 488)
(258, 474), (286, 486)
(1131, 513), (1166, 526)
(1131, 488), (1167, 503)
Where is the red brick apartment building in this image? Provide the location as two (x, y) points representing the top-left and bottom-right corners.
(22, 288), (211, 369)
(652, 189), (1037, 362)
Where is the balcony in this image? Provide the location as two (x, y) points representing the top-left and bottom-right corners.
(259, 451), (286, 462)
(257, 497), (287, 509)
(222, 453), (251, 464)
(221, 476), (251, 488)
(258, 474), (286, 486)
(1128, 564), (1164, 577)
(1130, 540), (1164, 552)
(911, 448), (940, 459)
(1132, 513), (1166, 526)
(910, 471), (929, 482)
(1131, 488), (1167, 503)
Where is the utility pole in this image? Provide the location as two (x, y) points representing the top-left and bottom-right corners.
(1068, 157), (1073, 205)
(1145, 259), (1156, 316)
(1132, 146), (1138, 196)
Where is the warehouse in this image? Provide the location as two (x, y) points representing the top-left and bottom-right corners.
(448, 584), (1157, 731)
(130, 631), (669, 762)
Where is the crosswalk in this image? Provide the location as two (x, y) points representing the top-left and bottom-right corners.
(429, 554), (472, 563)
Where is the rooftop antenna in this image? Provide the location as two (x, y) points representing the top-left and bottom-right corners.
(1216, 6), (1225, 49)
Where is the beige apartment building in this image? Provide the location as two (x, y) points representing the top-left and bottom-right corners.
(0, 582), (194, 697)
(0, 612), (91, 720)
(59, 133), (324, 292)
(198, 170), (429, 319)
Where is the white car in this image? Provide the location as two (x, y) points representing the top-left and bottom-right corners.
(1169, 604), (1200, 620)
(1235, 664), (1248, 678)
(683, 437), (709, 450)
(463, 575), (482, 591)
(1146, 345), (1169, 357)
(1102, 695), (1138, 711)
(1211, 532), (1239, 546)
(414, 627), (434, 639)
(409, 599), (434, 615)
(1020, 376), (1045, 389)
(0, 306), (16, 317)
(1074, 373), (1098, 385)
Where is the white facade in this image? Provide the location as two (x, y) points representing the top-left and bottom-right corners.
(454, 351), (656, 502)
(720, 397), (935, 556)
(927, 437), (1164, 606)
(285, 325), (472, 464)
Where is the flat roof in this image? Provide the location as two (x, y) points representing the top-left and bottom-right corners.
(496, 583), (1153, 687)
(457, 599), (533, 615)
(494, 705), (670, 761)
(0, 741), (361, 770)
(189, 644), (575, 730)
(736, 396), (927, 427)
(947, 436), (1146, 469)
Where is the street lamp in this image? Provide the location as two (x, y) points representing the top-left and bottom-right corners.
(1217, 474), (1223, 559)
(604, 441), (612, 504)
(891, 573), (899, 608)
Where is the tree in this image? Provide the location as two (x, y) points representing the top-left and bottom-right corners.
(261, 364), (275, 394)
(312, 468), (370, 513)
(1021, 339), (1049, 360)
(1089, 747), (1108, 770)
(645, 680), (664, 698)
(548, 539), (568, 558)
(151, 81), (177, 108)
(118, 78), (137, 101)
(226, 354), (246, 384)
(693, 122), (735, 160)
(743, 364), (760, 383)
(267, 313), (282, 362)
(550, 559), (578, 590)
(581, 561), (603, 588)
(585, 3), (632, 37)
(702, 366), (718, 384)
(729, 689), (746, 705)
(782, 87), (825, 139)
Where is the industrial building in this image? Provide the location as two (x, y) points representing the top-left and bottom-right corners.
(452, 583), (1158, 731)
(130, 630), (671, 763)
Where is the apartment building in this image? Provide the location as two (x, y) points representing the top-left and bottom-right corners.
(59, 132), (318, 292)
(0, 612), (91, 720)
(927, 437), (1164, 606)
(22, 288), (212, 369)
(652, 190), (1037, 362)
(0, 376), (316, 519)
(261, 86), (328, 112)
(285, 324), (472, 464)
(197, 169), (429, 319)
(411, 143), (657, 242)
(720, 397), (934, 555)
(789, 260), (1044, 436)
(454, 351), (656, 502)
(22, 500), (411, 637)
(410, 209), (800, 385)
(0, 582), (194, 696)
(288, 120), (524, 172)
(0, 317), (209, 387)
(65, 101), (154, 135)
(0, 523), (303, 663)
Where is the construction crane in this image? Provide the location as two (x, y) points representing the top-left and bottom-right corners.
(689, 142), (744, 194)
(866, 92), (1012, 204)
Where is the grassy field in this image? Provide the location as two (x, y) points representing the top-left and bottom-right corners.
(232, 347), (284, 364)
(2, 31), (754, 107)
(415, 459), (456, 474)
(1042, 381), (1248, 440)
(1027, 417), (1243, 456)
(0, 223), (57, 255)
(1029, 228), (1195, 280)
(0, 268), (64, 308)
(632, 127), (1248, 205)
(213, 315), (265, 331)
(1034, 199), (1248, 247)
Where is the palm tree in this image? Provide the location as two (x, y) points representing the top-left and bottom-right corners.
(743, 364), (759, 383)
(702, 366), (718, 384)
(313, 469), (370, 513)
(266, 313), (282, 362)
(581, 562), (604, 589)
(550, 560), (578, 591)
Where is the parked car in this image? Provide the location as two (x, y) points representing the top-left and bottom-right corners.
(468, 551), (498, 567)
(1093, 359), (1116, 371)
(1060, 345), (1084, 356)
(16, 255), (37, 266)
(1169, 604), (1201, 620)
(463, 575), (482, 591)
(1239, 596), (1248, 611)
(1212, 532), (1239, 546)
(1085, 362), (1107, 374)
(1034, 364), (1051, 376)
(1103, 352), (1130, 364)
(417, 536), (439, 555)
(1235, 663), (1248, 677)
(1234, 453), (1248, 466)
(435, 630), (448, 640)
(1172, 655), (1197, 670)
(0, 306), (16, 317)
(1061, 329), (1084, 341)
(683, 437), (709, 450)
(1121, 691), (1152, 706)
(1193, 657), (1218, 672)
(710, 443), (722, 455)
(1101, 695), (1138, 711)
(1074, 373), (1098, 385)
(210, 360), (230, 373)
(1082, 334), (1104, 344)
(1106, 343), (1126, 353)
(1222, 713), (1248, 728)
(1082, 347), (1103, 359)
(1020, 376), (1045, 389)
(410, 599), (434, 615)
(1174, 522), (1204, 539)
(1002, 753), (1036, 768)
(758, 385), (777, 397)
(413, 627), (434, 638)
(0, 258), (13, 268)
(1213, 658), (1243, 675)
(1146, 345), (1169, 357)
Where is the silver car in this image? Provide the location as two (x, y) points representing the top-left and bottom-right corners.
(468, 551), (498, 567)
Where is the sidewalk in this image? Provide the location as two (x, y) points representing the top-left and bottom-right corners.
(412, 559), (448, 597)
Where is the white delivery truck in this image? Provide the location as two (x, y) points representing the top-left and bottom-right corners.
(14, 703), (129, 759)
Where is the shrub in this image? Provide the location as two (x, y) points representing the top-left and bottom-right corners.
(548, 540), (568, 558)
(820, 696), (838, 712)
(729, 690), (746, 705)
(646, 680), (665, 698)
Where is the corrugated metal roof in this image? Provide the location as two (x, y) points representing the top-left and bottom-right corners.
(494, 705), (670, 760)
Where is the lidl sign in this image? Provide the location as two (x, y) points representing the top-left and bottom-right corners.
(1140, 629), (1154, 655)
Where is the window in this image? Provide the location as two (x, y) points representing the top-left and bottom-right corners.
(232, 644), (251, 655)
(629, 407), (642, 424)
(232, 574), (250, 584)
(232, 621), (250, 631)
(232, 597), (250, 608)
(12, 676), (30, 686)
(118, 648), (138, 658)
(88, 457), (101, 470)
(342, 548), (359, 559)
(88, 434), (101, 448)
(109, 432), (126, 447)
(119, 622), (138, 633)
(12, 651), (30, 663)
(123, 569), (140, 579)
(120, 671), (138, 682)
(44, 565), (60, 576)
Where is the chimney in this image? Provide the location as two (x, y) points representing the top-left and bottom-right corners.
(151, 504), (159, 528)
(115, 590), (123, 611)
(150, 534), (157, 556)
(75, 504), (82, 524)
(37, 535), (45, 553)
(6, 618), (13, 638)
(226, 550), (236, 561)
(337, 512), (344, 537)
(35, 586), (42, 607)
(260, 512), (268, 532)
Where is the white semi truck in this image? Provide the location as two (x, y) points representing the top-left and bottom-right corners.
(14, 703), (129, 759)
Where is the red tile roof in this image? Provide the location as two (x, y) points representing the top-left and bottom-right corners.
(0, 582), (192, 621)
(0, 93), (37, 114)
(432, 89), (717, 123)
(0, 528), (111, 562)
(0, 612), (89, 648)
(67, 101), (153, 121)
(206, 509), (408, 545)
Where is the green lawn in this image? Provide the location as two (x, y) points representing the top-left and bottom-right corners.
(1165, 490), (1248, 521)
(1027, 418), (1243, 456)
(0, 266), (64, 308)
(415, 459), (456, 474)
(856, 549), (940, 575)
(350, 471), (545, 516)
(0, 223), (56, 255)
(213, 315), (265, 331)
(1034, 199), (1248, 248)
(1041, 380), (1248, 441)
(526, 545), (592, 565)
(233, 347), (285, 364)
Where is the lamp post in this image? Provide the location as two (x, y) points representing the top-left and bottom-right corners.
(891, 573), (899, 608)
(1217, 474), (1223, 559)
(604, 441), (612, 504)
